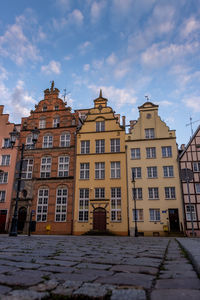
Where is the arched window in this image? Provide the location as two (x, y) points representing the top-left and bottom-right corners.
(60, 132), (70, 147)
(55, 186), (67, 222)
(58, 156), (69, 177)
(39, 117), (46, 129)
(43, 134), (53, 148)
(37, 187), (49, 222)
(40, 157), (51, 178)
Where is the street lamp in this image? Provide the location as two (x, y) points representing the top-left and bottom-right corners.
(9, 127), (40, 237)
(132, 173), (138, 237)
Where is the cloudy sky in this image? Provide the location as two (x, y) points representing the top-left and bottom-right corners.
(1, 0), (200, 146)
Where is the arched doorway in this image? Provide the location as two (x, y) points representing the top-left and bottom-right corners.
(93, 207), (106, 232)
(18, 207), (27, 232)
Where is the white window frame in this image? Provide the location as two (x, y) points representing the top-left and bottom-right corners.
(79, 188), (89, 222)
(165, 187), (176, 199)
(131, 167), (142, 179)
(111, 187), (121, 222)
(60, 132), (70, 147)
(149, 209), (160, 221)
(147, 166), (157, 178)
(42, 105), (47, 112)
(146, 147), (156, 158)
(95, 188), (105, 199)
(55, 187), (67, 222)
(95, 162), (105, 179)
(36, 188), (48, 222)
(131, 148), (140, 159)
(53, 116), (60, 128)
(0, 191), (6, 203)
(186, 205), (197, 221)
(21, 158), (34, 179)
(43, 134), (53, 148)
(111, 161), (121, 178)
(96, 121), (105, 132)
(81, 140), (90, 154)
(111, 139), (120, 152)
(39, 118), (46, 129)
(163, 166), (174, 177)
(26, 134), (34, 149)
(0, 172), (8, 184)
(145, 128), (155, 139)
(195, 183), (200, 194)
(80, 163), (89, 179)
(58, 156), (69, 177)
(162, 146), (172, 157)
(95, 139), (105, 154)
(133, 209), (144, 221)
(1, 155), (10, 166)
(132, 188), (143, 200)
(3, 138), (11, 148)
(40, 157), (51, 178)
(148, 187), (159, 199)
(193, 162), (200, 172)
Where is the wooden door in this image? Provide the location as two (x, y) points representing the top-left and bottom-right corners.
(93, 208), (106, 232)
(0, 210), (7, 233)
(169, 209), (180, 232)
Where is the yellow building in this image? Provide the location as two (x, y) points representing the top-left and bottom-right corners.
(73, 91), (128, 235)
(126, 101), (184, 236)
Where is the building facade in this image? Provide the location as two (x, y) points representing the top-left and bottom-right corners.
(73, 91), (128, 235)
(12, 83), (79, 235)
(126, 102), (184, 236)
(0, 106), (19, 233)
(179, 125), (200, 237)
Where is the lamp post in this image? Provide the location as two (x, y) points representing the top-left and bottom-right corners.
(132, 173), (138, 237)
(9, 127), (40, 237)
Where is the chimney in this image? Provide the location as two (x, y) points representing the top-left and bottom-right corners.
(122, 116), (126, 127)
(180, 144), (185, 150)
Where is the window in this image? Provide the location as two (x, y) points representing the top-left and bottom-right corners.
(40, 157), (51, 178)
(148, 187), (159, 199)
(21, 158), (34, 179)
(132, 167), (142, 179)
(146, 147), (156, 158)
(60, 132), (70, 147)
(80, 163), (89, 179)
(95, 188), (105, 199)
(193, 162), (200, 172)
(0, 172), (8, 184)
(80, 113), (87, 121)
(53, 117), (60, 128)
(96, 139), (105, 153)
(36, 188), (48, 222)
(149, 209), (160, 221)
(111, 187), (121, 221)
(111, 162), (120, 178)
(147, 167), (157, 178)
(145, 128), (155, 139)
(195, 183), (200, 194)
(81, 141), (90, 154)
(133, 209), (144, 221)
(132, 188), (143, 200)
(58, 156), (69, 177)
(186, 205), (197, 221)
(96, 121), (105, 132)
(39, 118), (46, 129)
(165, 187), (176, 199)
(3, 138), (11, 148)
(55, 187), (67, 222)
(43, 135), (53, 148)
(131, 148), (140, 159)
(54, 105), (59, 111)
(79, 188), (89, 221)
(162, 146), (172, 157)
(1, 155), (10, 166)
(0, 191), (6, 203)
(163, 166), (174, 177)
(26, 135), (34, 149)
(111, 139), (120, 152)
(95, 162), (105, 179)
(42, 105), (47, 112)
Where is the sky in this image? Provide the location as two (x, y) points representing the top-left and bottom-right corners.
(0, 0), (200, 147)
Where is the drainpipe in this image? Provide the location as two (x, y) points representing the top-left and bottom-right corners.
(71, 121), (78, 235)
(125, 145), (130, 236)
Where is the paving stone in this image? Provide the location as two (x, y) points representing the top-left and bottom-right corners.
(159, 270), (198, 279)
(39, 265), (74, 273)
(110, 264), (158, 275)
(164, 264), (194, 271)
(75, 262), (112, 270)
(123, 258), (161, 268)
(53, 272), (99, 282)
(0, 285), (12, 295)
(51, 280), (83, 296)
(29, 279), (58, 292)
(6, 289), (49, 300)
(73, 283), (112, 298)
(111, 288), (146, 300)
(151, 289), (200, 300)
(155, 278), (200, 289)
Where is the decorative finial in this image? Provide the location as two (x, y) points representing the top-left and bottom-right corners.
(145, 95), (149, 101)
(99, 89), (102, 98)
(50, 81), (54, 92)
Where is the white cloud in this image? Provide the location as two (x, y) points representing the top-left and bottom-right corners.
(68, 9), (84, 26)
(0, 66), (8, 80)
(183, 96), (200, 112)
(113, 59), (131, 79)
(83, 64), (90, 71)
(56, 0), (71, 11)
(92, 59), (104, 70)
(41, 60), (61, 75)
(64, 55), (72, 61)
(53, 9), (84, 31)
(157, 100), (173, 107)
(88, 84), (137, 109)
(112, 0), (133, 15)
(91, 1), (106, 23)
(79, 41), (91, 54)
(181, 16), (200, 38)
(106, 53), (117, 65)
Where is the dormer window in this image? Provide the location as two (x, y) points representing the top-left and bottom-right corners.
(43, 105), (47, 112)
(145, 128), (155, 139)
(53, 117), (60, 128)
(54, 105), (59, 111)
(96, 121), (105, 132)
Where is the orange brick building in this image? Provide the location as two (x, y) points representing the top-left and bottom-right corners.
(13, 83), (79, 235)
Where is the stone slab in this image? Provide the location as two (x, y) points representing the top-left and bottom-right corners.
(151, 289), (200, 300)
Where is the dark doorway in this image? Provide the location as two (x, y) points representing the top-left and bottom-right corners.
(0, 210), (7, 233)
(93, 207), (106, 232)
(169, 209), (180, 232)
(18, 207), (27, 232)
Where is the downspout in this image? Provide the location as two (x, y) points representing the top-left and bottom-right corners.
(125, 145), (130, 236)
(71, 121), (78, 235)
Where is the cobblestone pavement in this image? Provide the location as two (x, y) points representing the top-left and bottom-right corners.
(0, 236), (199, 299)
